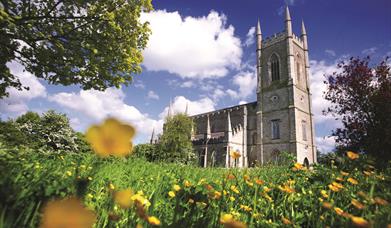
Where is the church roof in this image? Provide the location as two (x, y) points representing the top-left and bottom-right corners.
(190, 101), (257, 118)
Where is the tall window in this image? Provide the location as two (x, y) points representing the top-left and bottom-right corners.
(296, 56), (301, 84)
(270, 54), (280, 81)
(302, 120), (307, 141)
(271, 119), (280, 139)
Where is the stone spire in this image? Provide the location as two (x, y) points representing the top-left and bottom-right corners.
(227, 111), (232, 133)
(184, 102), (189, 115)
(256, 19), (262, 94)
(285, 6), (292, 36)
(206, 114), (211, 138)
(301, 20), (308, 50)
(167, 99), (172, 118)
(150, 128), (155, 144)
(256, 19), (262, 50)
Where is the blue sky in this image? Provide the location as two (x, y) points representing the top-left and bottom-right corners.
(1, 0), (390, 152)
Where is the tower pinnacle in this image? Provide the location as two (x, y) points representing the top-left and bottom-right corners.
(301, 20), (307, 35)
(285, 6), (292, 36)
(285, 6), (291, 22)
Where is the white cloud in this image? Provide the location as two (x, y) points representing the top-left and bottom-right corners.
(0, 61), (46, 115)
(147, 90), (159, 100)
(228, 70), (257, 100)
(325, 49), (336, 57)
(180, 81), (195, 88)
(49, 88), (163, 135)
(362, 47), (377, 55)
(244, 26), (256, 47)
(159, 96), (216, 119)
(239, 100), (247, 105)
(141, 10), (242, 79)
(316, 136), (336, 153)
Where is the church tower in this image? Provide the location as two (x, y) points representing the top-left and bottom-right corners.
(256, 7), (316, 165)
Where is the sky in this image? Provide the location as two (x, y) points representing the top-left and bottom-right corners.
(1, 0), (390, 153)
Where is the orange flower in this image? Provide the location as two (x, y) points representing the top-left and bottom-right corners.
(278, 185), (295, 194)
(40, 197), (96, 228)
(227, 174), (236, 180)
(292, 162), (304, 171)
(347, 177), (358, 185)
(374, 197), (389, 206)
(230, 151), (241, 159)
(86, 118), (135, 157)
(320, 190), (329, 198)
(255, 179), (264, 185)
(346, 151), (359, 160)
(281, 217), (292, 225)
(328, 184), (341, 192)
(351, 216), (369, 227)
(220, 214), (247, 228)
(340, 171), (349, 176)
(114, 189), (133, 208)
(351, 199), (365, 210)
(334, 207), (344, 216)
(322, 202), (333, 209)
(147, 216), (161, 226)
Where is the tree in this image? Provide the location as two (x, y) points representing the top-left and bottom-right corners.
(324, 56), (391, 166)
(0, 0), (152, 98)
(159, 114), (196, 164)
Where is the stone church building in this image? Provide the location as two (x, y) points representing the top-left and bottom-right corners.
(191, 7), (316, 168)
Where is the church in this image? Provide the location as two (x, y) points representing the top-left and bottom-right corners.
(190, 7), (316, 168)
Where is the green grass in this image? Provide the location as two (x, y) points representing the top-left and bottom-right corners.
(0, 147), (390, 227)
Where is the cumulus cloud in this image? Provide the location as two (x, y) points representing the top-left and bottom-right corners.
(316, 136), (336, 153)
(141, 10), (242, 79)
(0, 61), (46, 115)
(147, 90), (159, 100)
(49, 88), (163, 135)
(362, 47), (377, 55)
(227, 70), (257, 100)
(159, 96), (216, 119)
(244, 26), (256, 47)
(325, 49), (336, 57)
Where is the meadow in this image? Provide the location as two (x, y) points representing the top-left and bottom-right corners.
(0, 145), (390, 228)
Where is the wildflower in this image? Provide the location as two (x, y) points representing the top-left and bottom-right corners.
(281, 216), (292, 225)
(328, 184), (340, 192)
(147, 216), (161, 226)
(205, 184), (214, 191)
(230, 151), (241, 159)
(230, 185), (240, 194)
(255, 179), (264, 185)
(346, 151), (359, 160)
(340, 171), (349, 176)
(229, 196), (235, 202)
(322, 202), (333, 209)
(173, 184), (181, 192)
(184, 180), (191, 187)
(114, 189), (133, 209)
(294, 162), (303, 170)
(263, 186), (271, 192)
(243, 175), (250, 181)
(188, 198), (195, 204)
(278, 185), (295, 194)
(332, 181), (343, 189)
(66, 171), (72, 176)
(240, 205), (252, 212)
(374, 197), (389, 206)
(246, 181), (254, 187)
(86, 118), (136, 157)
(262, 193), (273, 202)
(321, 190), (329, 198)
(320, 215), (325, 220)
(109, 183), (115, 190)
(40, 197), (96, 228)
(347, 177), (358, 185)
(213, 191), (222, 200)
(220, 213), (247, 228)
(357, 191), (368, 199)
(351, 216), (369, 227)
(168, 191), (175, 198)
(351, 199), (365, 210)
(363, 171), (372, 176)
(227, 174), (236, 180)
(87, 194), (93, 199)
(334, 207), (344, 216)
(87, 177), (93, 181)
(336, 176), (344, 182)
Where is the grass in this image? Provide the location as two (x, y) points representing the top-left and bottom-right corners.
(0, 146), (390, 227)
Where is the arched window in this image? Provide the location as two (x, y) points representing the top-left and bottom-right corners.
(270, 54), (280, 81)
(296, 54), (302, 84)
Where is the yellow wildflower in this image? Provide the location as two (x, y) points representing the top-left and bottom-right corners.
(40, 197), (96, 228)
(346, 151), (359, 160)
(220, 214), (234, 224)
(147, 216), (161, 226)
(184, 180), (191, 187)
(220, 213), (247, 228)
(351, 199), (365, 210)
(66, 171), (72, 176)
(87, 177), (93, 181)
(328, 184), (340, 192)
(213, 191), (222, 200)
(340, 171), (349, 176)
(374, 197), (389, 206)
(347, 177), (358, 185)
(230, 151), (241, 159)
(240, 205), (252, 212)
(336, 176), (344, 182)
(334, 207), (344, 216)
(246, 181), (254, 187)
(281, 216), (292, 225)
(262, 193), (273, 202)
(332, 181), (344, 189)
(173, 184), (181, 192)
(86, 118), (135, 157)
(114, 189), (133, 209)
(294, 162), (303, 170)
(263, 186), (271, 192)
(243, 175), (250, 181)
(168, 191), (175, 198)
(278, 185), (295, 194)
(321, 190), (329, 198)
(109, 183), (115, 190)
(351, 216), (369, 227)
(230, 185), (240, 194)
(322, 202), (333, 209)
(87, 194), (93, 199)
(229, 196), (235, 202)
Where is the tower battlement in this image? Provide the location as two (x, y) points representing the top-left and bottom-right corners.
(261, 31), (304, 48)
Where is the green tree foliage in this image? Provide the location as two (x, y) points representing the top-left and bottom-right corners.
(159, 114), (196, 164)
(0, 0), (153, 98)
(324, 57), (391, 166)
(0, 110), (90, 153)
(133, 143), (158, 162)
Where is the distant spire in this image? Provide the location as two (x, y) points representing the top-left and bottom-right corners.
(227, 111), (232, 132)
(167, 98), (172, 118)
(301, 20), (307, 36)
(206, 115), (211, 138)
(256, 19), (262, 35)
(150, 128), (155, 144)
(185, 102), (188, 115)
(285, 6), (291, 21)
